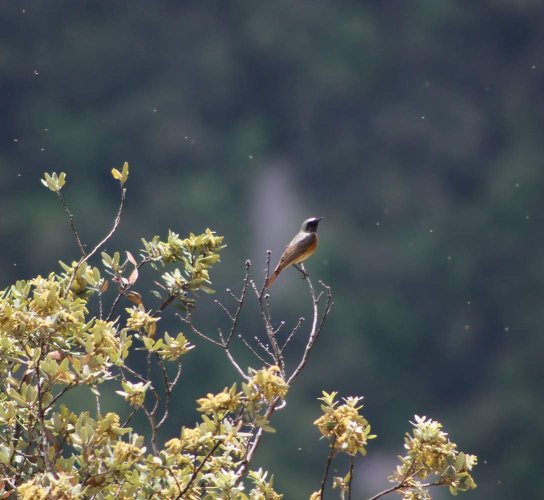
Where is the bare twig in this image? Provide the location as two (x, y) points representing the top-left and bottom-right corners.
(184, 262), (254, 380)
(237, 334), (270, 365)
(94, 387), (102, 416)
(156, 355), (180, 428)
(319, 438), (337, 499)
(215, 299), (234, 321)
(224, 346), (248, 380)
(253, 335), (275, 360)
(261, 250), (272, 297)
(280, 317), (305, 353)
(348, 455), (354, 500)
(233, 258), (334, 486)
(56, 190), (86, 256)
(98, 289), (104, 320)
(287, 272), (334, 385)
(178, 312), (225, 348)
(252, 280), (284, 374)
(46, 382), (76, 410)
(64, 187), (126, 297)
(224, 260), (251, 346)
(121, 408), (138, 429)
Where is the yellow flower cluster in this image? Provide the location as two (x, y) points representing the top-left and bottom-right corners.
(197, 384), (241, 416)
(245, 366), (289, 405)
(314, 391), (376, 456)
(125, 305), (158, 337)
(116, 381), (151, 408)
(390, 415), (478, 497)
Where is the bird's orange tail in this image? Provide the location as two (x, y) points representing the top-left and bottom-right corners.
(264, 270), (280, 288)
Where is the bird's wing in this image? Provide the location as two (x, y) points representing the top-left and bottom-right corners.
(276, 232), (316, 271)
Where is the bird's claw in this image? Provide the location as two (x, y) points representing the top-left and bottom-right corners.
(293, 264), (309, 279)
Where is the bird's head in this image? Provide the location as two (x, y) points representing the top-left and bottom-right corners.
(301, 217), (324, 233)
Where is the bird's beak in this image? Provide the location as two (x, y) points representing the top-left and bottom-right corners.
(317, 217), (325, 221)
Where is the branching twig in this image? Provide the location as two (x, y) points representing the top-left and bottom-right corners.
(224, 260), (251, 346)
(251, 279), (284, 374)
(183, 261), (253, 380)
(64, 187), (126, 297)
(169, 256), (333, 491)
(157, 356), (183, 428)
(287, 273), (334, 385)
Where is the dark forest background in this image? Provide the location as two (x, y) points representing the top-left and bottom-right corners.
(1, 1), (543, 498)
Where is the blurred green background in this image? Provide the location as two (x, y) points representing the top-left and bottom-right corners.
(1, 1), (543, 498)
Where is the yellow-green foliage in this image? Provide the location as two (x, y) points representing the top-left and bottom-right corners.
(0, 169), (477, 499)
(390, 415), (478, 498)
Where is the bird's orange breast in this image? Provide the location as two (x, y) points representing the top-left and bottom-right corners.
(292, 235), (317, 264)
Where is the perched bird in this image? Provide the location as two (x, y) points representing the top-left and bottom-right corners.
(265, 217), (324, 288)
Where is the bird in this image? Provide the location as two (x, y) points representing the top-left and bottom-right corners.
(264, 217), (324, 288)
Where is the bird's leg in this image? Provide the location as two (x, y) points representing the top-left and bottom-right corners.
(293, 264), (308, 279)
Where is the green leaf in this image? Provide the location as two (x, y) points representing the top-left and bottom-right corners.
(111, 162), (130, 184)
(41, 171), (66, 192)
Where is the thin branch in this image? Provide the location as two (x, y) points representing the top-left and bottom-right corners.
(156, 355), (184, 428)
(143, 406), (159, 456)
(253, 335), (275, 360)
(235, 397), (282, 483)
(224, 346), (248, 380)
(237, 334), (270, 365)
(280, 317), (305, 353)
(348, 455), (354, 500)
(367, 484), (404, 500)
(46, 382), (76, 410)
(164, 466), (182, 498)
(215, 299), (234, 321)
(287, 272), (334, 385)
(183, 263), (250, 379)
(98, 288), (104, 320)
(106, 256), (150, 321)
(120, 364), (148, 384)
(225, 260), (251, 346)
(56, 190), (86, 257)
(234, 259), (334, 485)
(260, 250), (272, 297)
(252, 281), (284, 374)
(177, 439), (222, 499)
(64, 187), (126, 297)
(273, 321), (285, 336)
(94, 389), (102, 416)
(106, 293), (123, 322)
(178, 312), (225, 348)
(35, 356), (52, 473)
(121, 408), (138, 429)
(319, 438), (337, 499)
(366, 481), (442, 500)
